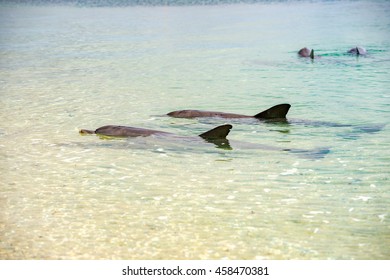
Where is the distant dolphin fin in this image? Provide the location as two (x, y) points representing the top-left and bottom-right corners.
(199, 124), (232, 140)
(79, 129), (95, 135)
(310, 49), (314, 59)
(253, 104), (291, 119)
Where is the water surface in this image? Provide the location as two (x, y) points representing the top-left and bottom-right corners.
(1, 0), (389, 259)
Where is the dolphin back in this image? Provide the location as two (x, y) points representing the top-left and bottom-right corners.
(199, 124), (232, 140)
(94, 125), (168, 137)
(253, 103), (291, 119)
(348, 46), (367, 55)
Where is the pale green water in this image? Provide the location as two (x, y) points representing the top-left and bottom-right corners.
(0, 0), (389, 259)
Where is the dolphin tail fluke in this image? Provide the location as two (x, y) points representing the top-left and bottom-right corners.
(253, 104), (291, 119)
(79, 129), (95, 135)
(199, 124), (232, 140)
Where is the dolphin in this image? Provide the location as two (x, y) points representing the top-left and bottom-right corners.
(79, 124), (233, 149)
(79, 124), (330, 158)
(298, 47), (315, 59)
(167, 104), (384, 140)
(167, 104), (291, 120)
(348, 46), (367, 55)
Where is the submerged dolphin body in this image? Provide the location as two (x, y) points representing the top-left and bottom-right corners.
(79, 124), (233, 149)
(286, 119), (385, 139)
(167, 104), (291, 120)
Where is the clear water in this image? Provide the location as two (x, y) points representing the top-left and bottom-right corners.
(1, 0), (389, 260)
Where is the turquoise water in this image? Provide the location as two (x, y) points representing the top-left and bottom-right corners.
(1, 0), (389, 259)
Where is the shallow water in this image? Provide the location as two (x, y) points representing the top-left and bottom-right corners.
(1, 0), (389, 259)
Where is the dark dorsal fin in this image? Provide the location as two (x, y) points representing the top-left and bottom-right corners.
(253, 104), (291, 119)
(355, 47), (360, 55)
(310, 49), (314, 59)
(199, 124), (232, 140)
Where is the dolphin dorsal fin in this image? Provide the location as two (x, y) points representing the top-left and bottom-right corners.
(310, 49), (314, 59)
(199, 124), (233, 140)
(253, 104), (291, 119)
